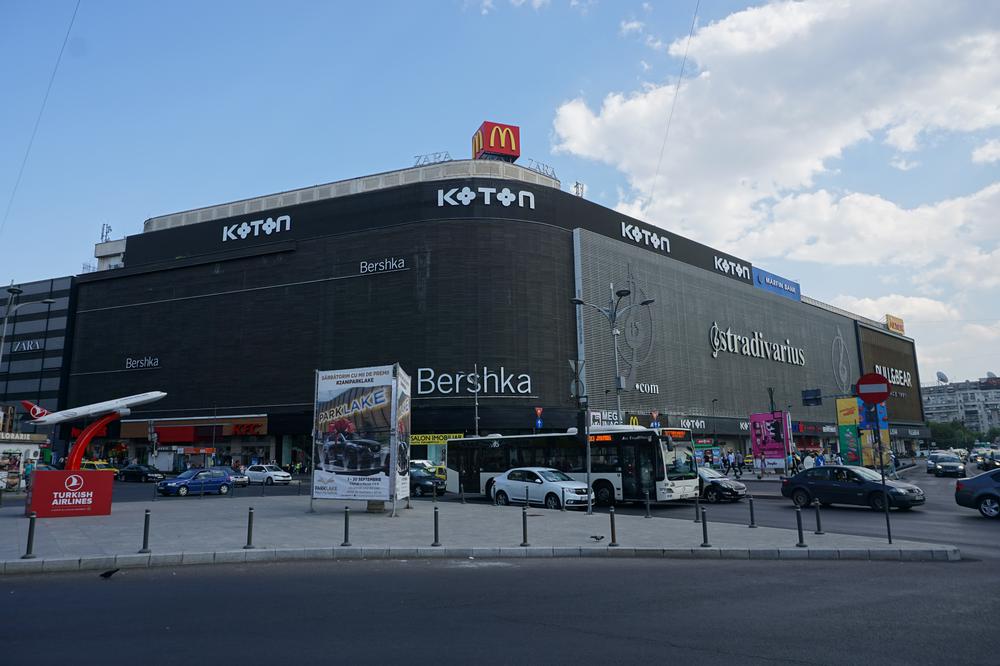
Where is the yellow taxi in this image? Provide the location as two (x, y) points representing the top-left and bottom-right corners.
(81, 460), (119, 474)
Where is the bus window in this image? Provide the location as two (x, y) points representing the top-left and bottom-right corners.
(592, 445), (620, 472)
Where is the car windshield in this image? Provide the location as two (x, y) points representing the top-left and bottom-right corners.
(700, 467), (724, 479)
(93, 463), (109, 469)
(177, 469), (199, 479)
(264, 465), (282, 472)
(411, 469), (432, 478)
(853, 467), (884, 481)
(938, 456), (960, 463)
(539, 470), (573, 482)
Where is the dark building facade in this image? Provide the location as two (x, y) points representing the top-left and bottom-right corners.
(64, 161), (926, 468)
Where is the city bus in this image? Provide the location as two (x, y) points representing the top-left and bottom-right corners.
(445, 426), (698, 505)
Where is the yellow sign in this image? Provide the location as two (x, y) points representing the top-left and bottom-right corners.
(885, 314), (905, 335)
(836, 398), (859, 426)
(489, 125), (516, 151)
(411, 433), (464, 446)
(472, 130), (484, 158)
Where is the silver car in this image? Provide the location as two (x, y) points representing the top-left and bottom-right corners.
(491, 467), (592, 510)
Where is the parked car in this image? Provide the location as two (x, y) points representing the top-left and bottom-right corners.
(698, 467), (747, 503)
(409, 468), (446, 497)
(117, 464), (165, 482)
(156, 468), (231, 496)
(211, 466), (249, 487)
(930, 454), (965, 477)
(781, 465), (925, 511)
(81, 460), (119, 474)
(955, 470), (1000, 519)
(245, 464), (292, 485)
(925, 452), (952, 474)
(491, 467), (592, 510)
(410, 459), (447, 481)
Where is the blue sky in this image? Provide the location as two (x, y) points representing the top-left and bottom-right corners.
(2, 1), (999, 383)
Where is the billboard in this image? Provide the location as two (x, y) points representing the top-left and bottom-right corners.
(750, 411), (790, 469)
(858, 325), (923, 422)
(836, 398), (862, 465)
(885, 314), (905, 335)
(752, 267), (801, 301)
(26, 470), (113, 518)
(312, 365), (410, 502)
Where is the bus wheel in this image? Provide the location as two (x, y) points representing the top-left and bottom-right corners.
(594, 482), (614, 507)
(495, 490), (510, 506)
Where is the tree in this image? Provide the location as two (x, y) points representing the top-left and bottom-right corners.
(928, 420), (978, 448)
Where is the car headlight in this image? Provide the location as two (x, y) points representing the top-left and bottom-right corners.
(935, 464), (942, 469)
(891, 487), (908, 494)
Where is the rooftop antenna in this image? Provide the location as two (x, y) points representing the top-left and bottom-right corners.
(987, 371), (997, 379)
(936, 371), (949, 385)
(100, 223), (112, 242)
(573, 181), (586, 197)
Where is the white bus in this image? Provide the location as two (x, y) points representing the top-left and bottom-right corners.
(445, 426), (698, 505)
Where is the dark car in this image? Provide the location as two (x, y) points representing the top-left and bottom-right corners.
(211, 466), (249, 487)
(156, 468), (231, 496)
(117, 464), (166, 482)
(409, 468), (445, 497)
(930, 454), (966, 477)
(698, 467), (747, 503)
(979, 451), (1000, 471)
(781, 465), (925, 511)
(955, 470), (1000, 519)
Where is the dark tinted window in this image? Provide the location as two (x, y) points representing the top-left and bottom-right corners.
(522, 471), (540, 483)
(804, 468), (830, 480)
(507, 470), (523, 482)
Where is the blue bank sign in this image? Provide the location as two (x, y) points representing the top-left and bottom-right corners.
(752, 267), (800, 301)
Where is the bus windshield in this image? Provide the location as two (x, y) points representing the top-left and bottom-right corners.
(664, 443), (697, 480)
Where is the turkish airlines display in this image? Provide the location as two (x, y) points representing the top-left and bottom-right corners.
(21, 391), (167, 425)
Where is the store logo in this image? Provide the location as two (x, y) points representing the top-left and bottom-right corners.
(360, 257), (406, 274)
(620, 222), (671, 254)
(65, 475), (84, 492)
(680, 418), (706, 430)
(125, 356), (159, 370)
(437, 186), (535, 209)
(11, 340), (42, 353)
(222, 214), (291, 242)
(634, 382), (659, 394)
(709, 322), (806, 366)
(714, 256), (751, 280)
(874, 364), (912, 387)
(472, 121), (521, 159)
(416, 366), (532, 396)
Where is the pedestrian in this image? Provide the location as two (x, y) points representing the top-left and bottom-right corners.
(735, 453), (744, 478)
(889, 452), (899, 480)
(834, 452), (843, 466)
(725, 450), (736, 476)
(815, 451), (826, 467)
(803, 453), (815, 470)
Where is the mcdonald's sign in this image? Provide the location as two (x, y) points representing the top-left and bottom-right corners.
(472, 121), (520, 161)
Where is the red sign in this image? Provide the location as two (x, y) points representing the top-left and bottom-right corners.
(472, 121), (520, 160)
(535, 407), (543, 418)
(232, 423), (262, 436)
(26, 470), (113, 518)
(856, 372), (891, 405)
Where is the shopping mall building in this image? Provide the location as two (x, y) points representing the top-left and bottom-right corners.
(1, 125), (929, 470)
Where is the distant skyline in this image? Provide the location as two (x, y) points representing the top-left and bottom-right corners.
(2, 1), (998, 383)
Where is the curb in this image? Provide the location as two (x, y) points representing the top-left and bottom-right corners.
(0, 544), (960, 575)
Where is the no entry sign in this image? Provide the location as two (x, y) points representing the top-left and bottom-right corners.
(26, 470), (113, 518)
(856, 373), (891, 405)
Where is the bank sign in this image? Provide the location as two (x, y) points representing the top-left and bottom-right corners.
(26, 470), (113, 518)
(752, 267), (800, 302)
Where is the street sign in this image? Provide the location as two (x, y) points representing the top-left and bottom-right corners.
(535, 407), (543, 418)
(535, 418), (543, 429)
(855, 373), (890, 405)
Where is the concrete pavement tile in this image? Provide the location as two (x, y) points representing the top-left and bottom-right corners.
(181, 552), (215, 565)
(244, 549), (276, 562)
(148, 553), (183, 567)
(79, 556), (116, 571)
(777, 548), (810, 560)
(868, 549), (901, 561)
(689, 548), (721, 559)
(416, 548), (448, 558)
(607, 547), (637, 557)
(42, 558), (80, 572)
(720, 549), (750, 559)
(334, 547), (364, 559)
(580, 547), (610, 557)
(900, 549), (933, 561)
(471, 547), (502, 558)
(837, 549), (869, 560)
(632, 548), (664, 558)
(442, 547), (475, 558)
(663, 548), (694, 558)
(214, 550), (246, 564)
(523, 548), (554, 558)
(300, 547), (335, 560)
(4, 559), (44, 574)
(806, 549), (839, 560)
(946, 548), (961, 562)
(388, 548), (420, 558)
(748, 549), (779, 560)
(361, 548), (389, 559)
(497, 547), (527, 558)
(115, 553), (151, 568)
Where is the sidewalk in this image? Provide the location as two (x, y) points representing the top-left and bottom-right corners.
(0, 494), (959, 575)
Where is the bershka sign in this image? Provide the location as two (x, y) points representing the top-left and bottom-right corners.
(27, 470), (113, 518)
(417, 366), (532, 396)
(437, 186), (535, 209)
(360, 257), (406, 274)
(621, 222), (671, 254)
(710, 322), (806, 366)
(125, 356), (159, 370)
(222, 214), (291, 242)
(874, 364), (912, 387)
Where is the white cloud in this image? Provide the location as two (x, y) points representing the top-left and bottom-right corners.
(481, 0), (494, 14)
(972, 138), (1000, 163)
(890, 156), (920, 171)
(829, 294), (961, 323)
(569, 0), (596, 15)
(620, 20), (644, 35)
(510, 0), (550, 8)
(642, 2), (653, 12)
(640, 59), (651, 71)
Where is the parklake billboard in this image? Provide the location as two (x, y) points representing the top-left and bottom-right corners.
(750, 411), (791, 470)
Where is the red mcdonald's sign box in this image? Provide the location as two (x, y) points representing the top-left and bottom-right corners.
(26, 470), (113, 518)
(472, 121), (520, 161)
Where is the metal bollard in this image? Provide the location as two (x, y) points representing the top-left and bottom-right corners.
(406, 494), (412, 510)
(431, 506), (441, 547)
(644, 490), (651, 519)
(795, 507), (807, 547)
(432, 483), (436, 503)
(243, 507), (255, 549)
(297, 480), (302, 496)
(813, 500), (825, 535)
(341, 506), (351, 547)
(525, 486), (529, 507)
(138, 509), (151, 554)
(748, 495), (757, 528)
(460, 484), (465, 504)
(561, 487), (566, 512)
(520, 505), (530, 547)
(609, 506), (619, 547)
(694, 492), (701, 523)
(700, 507), (711, 547)
(21, 511), (37, 559)
(260, 480), (266, 497)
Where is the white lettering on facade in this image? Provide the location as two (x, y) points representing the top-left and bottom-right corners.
(874, 364), (912, 387)
(417, 366), (531, 396)
(634, 382), (659, 394)
(714, 256), (752, 280)
(125, 356), (160, 370)
(222, 215), (291, 242)
(359, 257), (406, 274)
(709, 322), (806, 366)
(620, 222), (671, 254)
(437, 187), (535, 209)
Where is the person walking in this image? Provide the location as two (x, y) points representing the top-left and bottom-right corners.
(803, 453), (815, 470)
(725, 450), (736, 477)
(735, 452), (744, 478)
(833, 452), (844, 466)
(815, 451), (826, 467)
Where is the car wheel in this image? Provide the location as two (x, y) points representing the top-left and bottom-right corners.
(413, 485), (424, 497)
(791, 489), (810, 507)
(978, 496), (1000, 519)
(495, 490), (509, 506)
(705, 487), (721, 504)
(934, 471), (942, 477)
(545, 493), (561, 510)
(219, 484), (230, 495)
(265, 477), (274, 486)
(594, 482), (615, 506)
(869, 492), (888, 511)
(177, 486), (189, 497)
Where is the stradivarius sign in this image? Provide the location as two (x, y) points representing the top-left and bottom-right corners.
(710, 322), (806, 366)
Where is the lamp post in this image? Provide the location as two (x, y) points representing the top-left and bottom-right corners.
(0, 284), (56, 378)
(571, 283), (654, 423)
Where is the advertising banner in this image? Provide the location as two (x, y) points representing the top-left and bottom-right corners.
(26, 470), (113, 518)
(859, 401), (891, 467)
(836, 398), (862, 465)
(312, 364), (410, 502)
(750, 411), (789, 470)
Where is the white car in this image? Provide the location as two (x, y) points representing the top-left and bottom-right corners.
(491, 467), (592, 510)
(245, 464), (292, 485)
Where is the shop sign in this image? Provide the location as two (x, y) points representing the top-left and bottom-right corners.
(411, 433), (464, 446)
(874, 364), (912, 387)
(752, 267), (800, 301)
(11, 340), (42, 353)
(416, 366), (531, 396)
(222, 214), (291, 242)
(710, 322), (806, 366)
(27, 470), (113, 518)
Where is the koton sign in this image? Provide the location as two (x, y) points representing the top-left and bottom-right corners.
(26, 470), (113, 518)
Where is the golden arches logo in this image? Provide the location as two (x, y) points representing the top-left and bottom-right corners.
(472, 130), (484, 157)
(628, 415), (639, 426)
(489, 125), (516, 150)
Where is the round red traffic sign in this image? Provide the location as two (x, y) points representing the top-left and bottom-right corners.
(856, 372), (890, 404)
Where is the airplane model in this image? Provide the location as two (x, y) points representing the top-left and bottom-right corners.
(21, 391), (168, 425)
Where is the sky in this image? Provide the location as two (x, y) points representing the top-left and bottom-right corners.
(2, 0), (999, 384)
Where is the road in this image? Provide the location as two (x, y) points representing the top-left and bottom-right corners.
(4, 558), (995, 665)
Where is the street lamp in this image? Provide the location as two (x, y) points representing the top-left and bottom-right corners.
(571, 283), (654, 423)
(1, 285), (56, 378)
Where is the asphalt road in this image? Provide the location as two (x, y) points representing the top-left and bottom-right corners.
(4, 558), (995, 665)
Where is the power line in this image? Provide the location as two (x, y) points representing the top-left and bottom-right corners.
(648, 0), (700, 211)
(0, 0), (82, 241)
